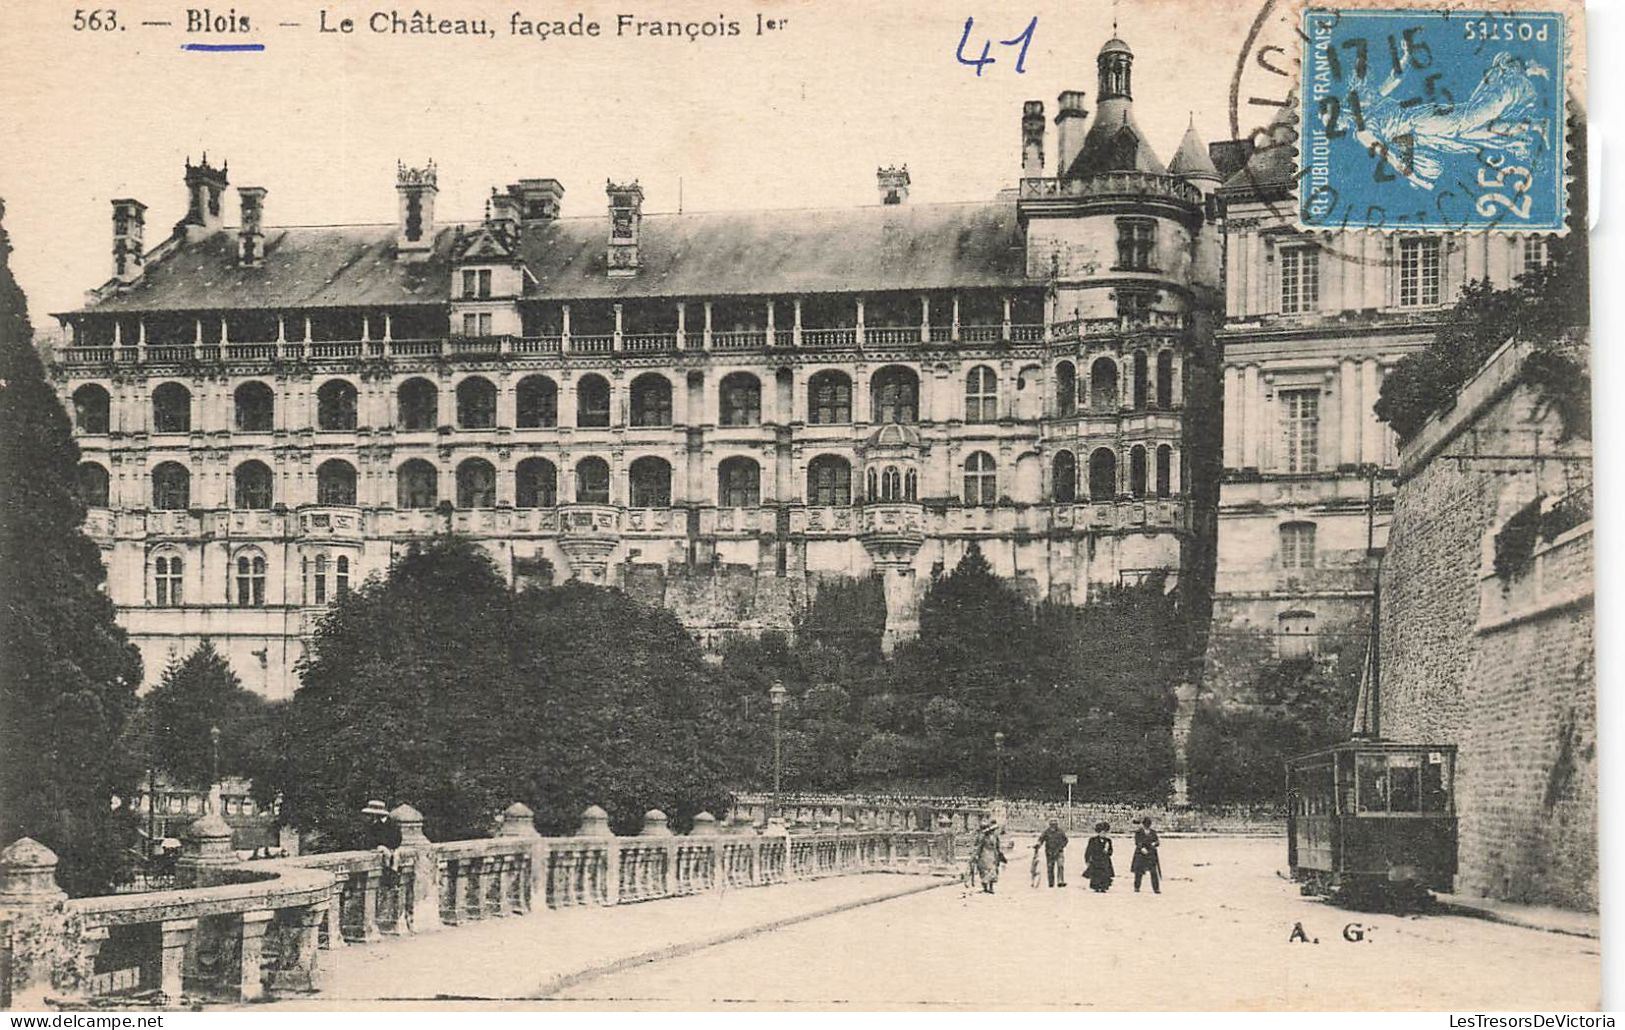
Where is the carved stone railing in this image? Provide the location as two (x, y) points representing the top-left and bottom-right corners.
(2, 801), (957, 1010)
(1018, 172), (1204, 207)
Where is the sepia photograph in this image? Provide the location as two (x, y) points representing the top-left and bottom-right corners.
(0, 0), (1608, 1014)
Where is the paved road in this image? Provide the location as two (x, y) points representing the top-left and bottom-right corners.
(552, 837), (1601, 1010)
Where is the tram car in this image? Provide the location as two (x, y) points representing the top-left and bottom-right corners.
(1286, 741), (1457, 906)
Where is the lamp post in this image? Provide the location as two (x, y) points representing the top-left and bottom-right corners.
(208, 724), (221, 815)
(769, 681), (787, 823)
(993, 731), (1005, 801)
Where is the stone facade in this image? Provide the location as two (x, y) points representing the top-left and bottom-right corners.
(50, 37), (1225, 695)
(1202, 104), (1558, 706)
(1379, 337), (1594, 910)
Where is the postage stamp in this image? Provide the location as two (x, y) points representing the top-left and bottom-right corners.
(1299, 7), (1567, 231)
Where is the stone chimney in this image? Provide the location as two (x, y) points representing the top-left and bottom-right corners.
(1021, 101), (1046, 178)
(487, 189), (521, 237)
(396, 160), (438, 258)
(237, 186), (267, 266)
(606, 180), (643, 276)
(111, 198), (147, 283)
(508, 178), (565, 222)
(181, 154), (229, 237)
(1055, 92), (1089, 175)
(877, 164), (910, 205)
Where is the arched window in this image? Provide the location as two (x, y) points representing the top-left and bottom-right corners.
(575, 457), (611, 504)
(806, 455), (852, 506)
(515, 457), (557, 508)
(397, 377), (439, 430)
(1156, 445), (1172, 498)
(456, 376), (497, 429)
(719, 372), (762, 427)
(73, 384), (110, 434)
(630, 374), (673, 427)
(317, 379), (358, 431)
(965, 366), (999, 423)
(516, 375), (558, 428)
(456, 458), (496, 508)
(152, 462), (190, 510)
(396, 459), (438, 509)
(234, 381), (274, 432)
(316, 459), (357, 506)
(1156, 350), (1174, 408)
(336, 555), (350, 598)
(76, 462), (110, 507)
(234, 550), (267, 607)
(866, 468), (879, 502)
(312, 554), (329, 605)
(808, 371), (852, 424)
(1129, 445), (1148, 499)
(871, 366), (919, 424)
(629, 456), (672, 507)
(1132, 351), (1149, 409)
(1052, 451), (1077, 503)
(1054, 362), (1077, 417)
(1089, 357), (1118, 410)
(963, 452), (997, 506)
(718, 456), (761, 508)
(1088, 448), (1118, 500)
(1278, 610), (1318, 658)
(153, 553), (183, 607)
(1280, 521), (1317, 569)
(904, 469), (918, 501)
(152, 383), (191, 433)
(882, 465), (903, 501)
(234, 460), (274, 510)
(576, 375), (611, 428)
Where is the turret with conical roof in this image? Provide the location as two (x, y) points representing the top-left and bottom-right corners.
(1169, 117), (1221, 185)
(1067, 34), (1165, 177)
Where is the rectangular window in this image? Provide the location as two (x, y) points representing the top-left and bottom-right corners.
(1116, 290), (1154, 323)
(1280, 389), (1320, 473)
(478, 269), (492, 298)
(1115, 219), (1156, 271)
(478, 312), (492, 336)
(1280, 246), (1320, 314)
(1520, 236), (1551, 275)
(1398, 238), (1441, 307)
(462, 313), (478, 336)
(461, 270), (476, 298)
(1279, 522), (1317, 569)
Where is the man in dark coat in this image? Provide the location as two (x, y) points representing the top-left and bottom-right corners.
(1132, 816), (1162, 893)
(363, 799), (402, 886)
(1034, 819), (1069, 887)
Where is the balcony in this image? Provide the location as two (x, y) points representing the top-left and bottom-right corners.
(1050, 311), (1187, 340)
(297, 505), (364, 541)
(711, 330), (766, 351)
(1018, 172), (1205, 207)
(622, 333), (676, 354)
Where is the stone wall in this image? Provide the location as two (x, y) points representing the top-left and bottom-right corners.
(1380, 337), (1594, 910)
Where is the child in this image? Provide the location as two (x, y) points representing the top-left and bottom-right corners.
(1030, 839), (1042, 887)
(1083, 821), (1115, 892)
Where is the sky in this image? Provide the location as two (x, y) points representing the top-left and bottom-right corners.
(3, 0), (1265, 320)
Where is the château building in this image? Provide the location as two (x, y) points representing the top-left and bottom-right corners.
(50, 37), (1227, 696)
(1202, 100), (1556, 702)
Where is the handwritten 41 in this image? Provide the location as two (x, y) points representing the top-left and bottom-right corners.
(956, 16), (1038, 77)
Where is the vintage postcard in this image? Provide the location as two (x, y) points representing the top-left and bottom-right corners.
(0, 0), (1603, 1014)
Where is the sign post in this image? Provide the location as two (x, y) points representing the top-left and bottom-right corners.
(1061, 774), (1077, 830)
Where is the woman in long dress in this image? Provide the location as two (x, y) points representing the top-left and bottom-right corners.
(1083, 821), (1115, 892)
(973, 821), (1006, 894)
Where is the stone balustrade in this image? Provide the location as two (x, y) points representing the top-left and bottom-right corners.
(0, 801), (956, 1010)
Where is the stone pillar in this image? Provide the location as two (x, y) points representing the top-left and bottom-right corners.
(323, 885), (345, 948)
(702, 302), (714, 350)
(1241, 364), (1261, 470)
(0, 839), (69, 1009)
(675, 302), (686, 350)
(1360, 358), (1382, 466)
(159, 918), (197, 1000)
(496, 802), (541, 915)
(390, 803), (438, 933)
(1222, 364), (1241, 469)
(639, 810), (673, 837)
(237, 910), (274, 1002)
(359, 870), (383, 942)
(176, 813), (237, 887)
(1339, 358), (1360, 466)
(792, 298), (803, 347)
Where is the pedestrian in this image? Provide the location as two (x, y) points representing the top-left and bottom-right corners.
(972, 820), (1006, 894)
(1132, 815), (1162, 894)
(1029, 839), (1042, 887)
(363, 799), (402, 886)
(1083, 821), (1114, 892)
(1035, 818), (1069, 887)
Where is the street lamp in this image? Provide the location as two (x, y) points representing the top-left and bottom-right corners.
(993, 731), (1005, 801)
(768, 681), (787, 822)
(208, 724), (221, 815)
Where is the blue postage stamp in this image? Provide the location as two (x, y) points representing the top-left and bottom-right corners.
(1299, 8), (1567, 231)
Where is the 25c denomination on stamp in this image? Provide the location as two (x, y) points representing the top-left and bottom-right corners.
(1299, 7), (1566, 232)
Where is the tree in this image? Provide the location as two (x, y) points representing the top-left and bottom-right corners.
(138, 641), (273, 790)
(0, 199), (144, 895)
(277, 536), (737, 845)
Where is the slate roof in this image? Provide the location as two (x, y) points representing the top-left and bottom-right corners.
(1220, 93), (1297, 192)
(73, 200), (1031, 315)
(1169, 123), (1221, 180)
(1066, 98), (1167, 177)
